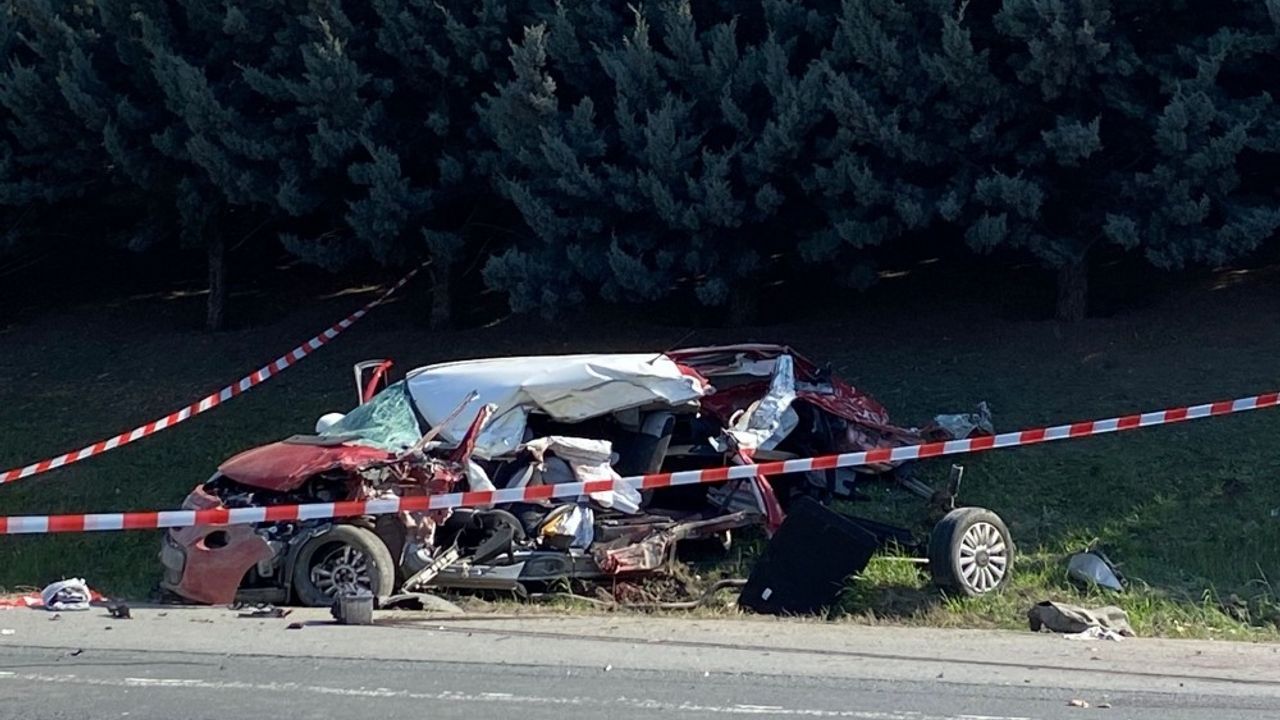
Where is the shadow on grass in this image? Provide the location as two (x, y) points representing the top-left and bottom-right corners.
(827, 535), (1280, 639)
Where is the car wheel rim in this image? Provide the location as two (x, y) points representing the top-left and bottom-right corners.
(957, 521), (1008, 593)
(310, 544), (372, 597)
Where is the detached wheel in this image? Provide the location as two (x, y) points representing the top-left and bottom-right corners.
(292, 525), (395, 607)
(928, 507), (1013, 597)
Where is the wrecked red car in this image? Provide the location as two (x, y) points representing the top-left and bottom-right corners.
(160, 345), (1010, 607)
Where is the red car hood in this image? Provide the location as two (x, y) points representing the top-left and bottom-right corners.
(217, 439), (392, 492)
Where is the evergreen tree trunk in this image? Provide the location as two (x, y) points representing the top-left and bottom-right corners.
(206, 227), (227, 332)
(429, 262), (453, 330)
(1055, 253), (1088, 322)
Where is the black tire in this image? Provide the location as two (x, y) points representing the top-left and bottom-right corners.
(927, 507), (1013, 597)
(292, 524), (396, 607)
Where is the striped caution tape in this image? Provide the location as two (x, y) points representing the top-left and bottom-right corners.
(1, 389), (1276, 535)
(0, 265), (425, 486)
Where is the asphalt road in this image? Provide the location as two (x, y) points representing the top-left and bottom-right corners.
(1, 607), (1278, 719)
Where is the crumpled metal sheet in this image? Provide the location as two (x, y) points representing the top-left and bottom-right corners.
(722, 355), (798, 453)
(670, 344), (894, 428)
(407, 354), (708, 458)
(593, 512), (755, 574)
(924, 402), (994, 440)
(217, 441), (391, 492)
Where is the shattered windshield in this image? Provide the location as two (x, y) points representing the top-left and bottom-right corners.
(320, 380), (422, 451)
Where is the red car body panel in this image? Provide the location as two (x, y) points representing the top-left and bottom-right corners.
(162, 441), (393, 604)
(218, 441), (392, 492)
(164, 486), (275, 605)
(669, 344), (895, 428)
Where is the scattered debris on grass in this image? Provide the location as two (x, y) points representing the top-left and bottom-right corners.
(1067, 550), (1125, 592)
(923, 402), (993, 441)
(1029, 601), (1135, 637)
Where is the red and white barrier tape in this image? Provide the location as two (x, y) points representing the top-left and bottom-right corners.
(1, 389), (1276, 535)
(0, 265), (425, 486)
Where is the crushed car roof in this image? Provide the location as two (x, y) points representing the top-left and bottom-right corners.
(405, 353), (708, 458)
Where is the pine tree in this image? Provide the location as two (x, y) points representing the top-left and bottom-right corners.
(804, 0), (1006, 293)
(4, 0), (1279, 327)
(21, 0), (297, 330)
(363, 0), (531, 328)
(480, 1), (827, 323)
(130, 2), (293, 330)
(0, 0), (115, 257)
(1111, 9), (1280, 273)
(964, 0), (1280, 320)
(251, 0), (536, 328)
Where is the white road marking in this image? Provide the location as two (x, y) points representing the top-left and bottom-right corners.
(0, 671), (1038, 719)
